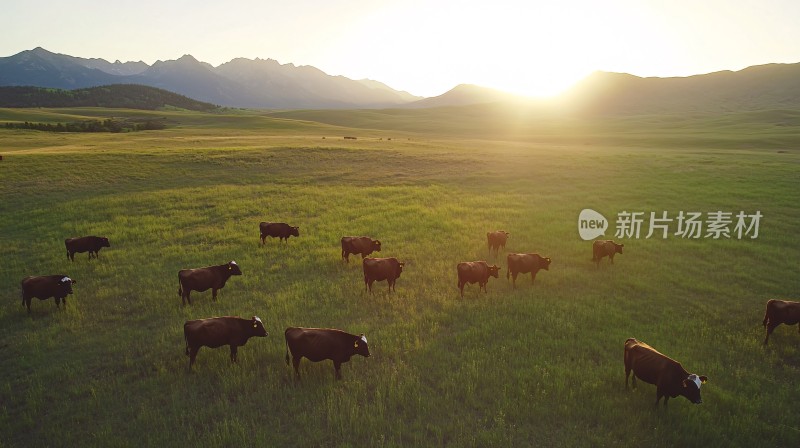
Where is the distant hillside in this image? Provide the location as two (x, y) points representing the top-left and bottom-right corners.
(403, 84), (528, 108)
(0, 85), (219, 111)
(560, 63), (800, 115)
(0, 48), (422, 109)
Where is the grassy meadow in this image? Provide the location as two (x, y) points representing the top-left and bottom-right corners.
(1, 106), (799, 447)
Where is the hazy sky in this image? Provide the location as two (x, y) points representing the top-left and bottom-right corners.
(3, 0), (799, 97)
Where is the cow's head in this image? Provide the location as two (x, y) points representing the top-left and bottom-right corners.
(541, 257), (552, 271)
(101, 237), (110, 248)
(681, 373), (708, 404)
(228, 261), (242, 275)
(373, 240), (382, 252)
(250, 316), (268, 337)
(488, 265), (501, 278)
(397, 261), (405, 277)
(353, 334), (371, 358)
(615, 243), (624, 254)
(291, 226), (300, 237)
(60, 276), (76, 294)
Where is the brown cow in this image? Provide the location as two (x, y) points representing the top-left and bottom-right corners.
(21, 275), (76, 313)
(184, 316), (268, 368)
(65, 236), (110, 261)
(341, 236), (381, 263)
(363, 257), (405, 293)
(624, 338), (708, 407)
(457, 261), (501, 298)
(487, 231), (510, 257)
(177, 261), (242, 305)
(762, 299), (800, 345)
(259, 222), (299, 245)
(592, 240), (624, 267)
(506, 253), (551, 288)
(284, 327), (370, 380)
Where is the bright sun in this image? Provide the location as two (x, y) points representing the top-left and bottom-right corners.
(326, 1), (672, 98)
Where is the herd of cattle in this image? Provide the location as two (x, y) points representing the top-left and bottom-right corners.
(17, 226), (800, 407)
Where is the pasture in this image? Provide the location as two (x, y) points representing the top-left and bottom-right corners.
(1, 106), (799, 447)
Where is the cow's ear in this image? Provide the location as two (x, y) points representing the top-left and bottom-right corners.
(354, 341), (359, 348)
(700, 376), (708, 383)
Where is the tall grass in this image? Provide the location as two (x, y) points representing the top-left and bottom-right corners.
(0, 108), (799, 447)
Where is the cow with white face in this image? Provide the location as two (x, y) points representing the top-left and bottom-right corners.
(624, 338), (708, 407)
(21, 275), (77, 313)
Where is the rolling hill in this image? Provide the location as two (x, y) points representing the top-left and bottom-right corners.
(0, 85), (219, 111)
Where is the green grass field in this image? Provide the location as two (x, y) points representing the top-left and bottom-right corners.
(1, 106), (799, 447)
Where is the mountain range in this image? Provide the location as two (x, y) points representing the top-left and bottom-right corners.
(1, 47), (799, 114)
(0, 47), (421, 109)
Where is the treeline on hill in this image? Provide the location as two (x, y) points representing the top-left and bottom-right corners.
(4, 118), (165, 133)
(0, 84), (219, 111)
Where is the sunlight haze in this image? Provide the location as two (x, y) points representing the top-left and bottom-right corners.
(2, 0), (799, 97)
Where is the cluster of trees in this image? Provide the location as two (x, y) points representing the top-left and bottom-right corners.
(4, 118), (166, 133)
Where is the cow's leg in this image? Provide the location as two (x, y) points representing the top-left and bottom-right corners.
(188, 346), (200, 368)
(625, 367), (631, 389)
(531, 272), (537, 285)
(764, 323), (778, 345)
(61, 297), (67, 308)
(24, 296), (32, 313)
(212, 288), (218, 301)
(459, 281), (465, 298)
(260, 235), (265, 245)
(609, 254), (615, 264)
(69, 252), (75, 262)
(292, 356), (302, 378)
(512, 272), (518, 289)
(230, 345), (238, 363)
(333, 361), (342, 380)
(342, 251), (349, 263)
(367, 280), (374, 294)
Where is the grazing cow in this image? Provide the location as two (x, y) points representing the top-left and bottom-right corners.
(363, 257), (405, 293)
(183, 316), (268, 368)
(762, 299), (800, 345)
(506, 253), (552, 288)
(624, 338), (708, 407)
(177, 261), (242, 306)
(259, 222), (300, 245)
(21, 275), (76, 313)
(457, 261), (501, 298)
(341, 236), (381, 263)
(487, 231), (510, 257)
(592, 240), (624, 267)
(65, 236), (110, 261)
(284, 327), (370, 380)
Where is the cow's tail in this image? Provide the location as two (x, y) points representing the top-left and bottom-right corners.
(184, 331), (190, 356)
(177, 275), (182, 297)
(285, 340), (290, 365)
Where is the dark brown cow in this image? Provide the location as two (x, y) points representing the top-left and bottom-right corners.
(284, 327), (370, 380)
(363, 257), (405, 293)
(259, 222), (299, 245)
(457, 261), (501, 298)
(183, 316), (268, 368)
(65, 236), (110, 261)
(762, 299), (800, 345)
(487, 231), (510, 257)
(341, 236), (381, 263)
(624, 338), (708, 407)
(177, 261), (242, 306)
(21, 275), (76, 313)
(506, 253), (551, 288)
(592, 239), (624, 267)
